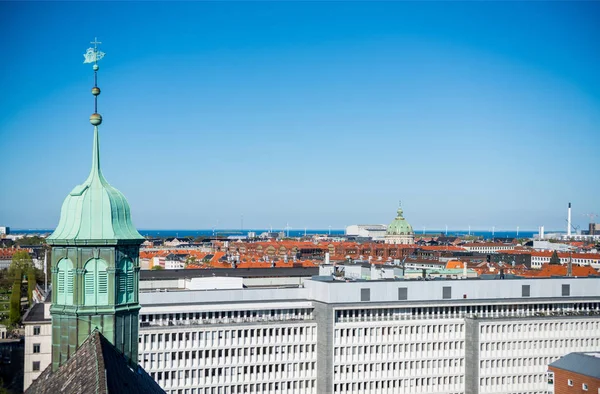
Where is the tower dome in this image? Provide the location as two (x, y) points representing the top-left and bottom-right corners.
(47, 126), (143, 243)
(386, 207), (414, 236)
(384, 204), (415, 245)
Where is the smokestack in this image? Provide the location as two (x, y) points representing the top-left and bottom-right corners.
(567, 202), (572, 237)
(540, 226), (545, 240)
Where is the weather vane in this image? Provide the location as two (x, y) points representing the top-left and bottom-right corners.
(83, 37), (105, 64)
(83, 38), (105, 126)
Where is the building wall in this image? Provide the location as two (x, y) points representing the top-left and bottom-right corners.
(477, 318), (600, 394)
(548, 367), (600, 394)
(23, 321), (52, 391)
(138, 303), (318, 394)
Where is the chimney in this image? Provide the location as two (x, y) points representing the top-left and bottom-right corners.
(567, 202), (572, 237)
(540, 226), (545, 240)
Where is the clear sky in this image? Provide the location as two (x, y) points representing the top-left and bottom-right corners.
(1, 1), (599, 231)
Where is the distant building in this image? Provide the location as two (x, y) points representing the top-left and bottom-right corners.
(462, 242), (515, 253)
(384, 204), (414, 245)
(548, 352), (600, 394)
(345, 224), (387, 240)
(0, 226), (9, 235)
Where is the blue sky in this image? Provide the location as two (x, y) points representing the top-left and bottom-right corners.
(1, 1), (599, 231)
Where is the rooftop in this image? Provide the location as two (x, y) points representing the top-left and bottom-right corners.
(25, 331), (164, 394)
(549, 352), (600, 380)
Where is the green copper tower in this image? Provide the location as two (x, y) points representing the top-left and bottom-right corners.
(47, 39), (144, 371)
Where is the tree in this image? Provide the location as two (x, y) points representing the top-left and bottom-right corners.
(549, 250), (561, 265)
(151, 265), (164, 270)
(8, 279), (21, 325)
(27, 266), (36, 306)
(9, 250), (33, 273)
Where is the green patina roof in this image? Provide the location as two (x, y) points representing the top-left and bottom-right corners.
(47, 127), (143, 243)
(386, 207), (414, 236)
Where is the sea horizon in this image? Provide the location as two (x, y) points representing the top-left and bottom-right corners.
(7, 228), (559, 240)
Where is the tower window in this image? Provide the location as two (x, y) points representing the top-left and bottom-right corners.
(84, 258), (108, 306)
(118, 259), (134, 304)
(56, 258), (74, 305)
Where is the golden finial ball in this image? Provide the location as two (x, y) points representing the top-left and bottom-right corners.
(91, 87), (101, 96)
(90, 113), (102, 126)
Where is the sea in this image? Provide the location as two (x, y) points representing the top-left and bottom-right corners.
(10, 229), (548, 240)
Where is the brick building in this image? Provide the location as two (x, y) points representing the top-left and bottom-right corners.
(548, 352), (600, 394)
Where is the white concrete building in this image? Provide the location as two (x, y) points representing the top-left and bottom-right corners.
(22, 302), (52, 391)
(136, 276), (600, 394)
(530, 251), (600, 269)
(345, 225), (387, 240)
(25, 272), (600, 394)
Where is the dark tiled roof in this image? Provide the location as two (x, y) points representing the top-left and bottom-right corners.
(25, 331), (164, 394)
(22, 303), (49, 323)
(549, 352), (600, 379)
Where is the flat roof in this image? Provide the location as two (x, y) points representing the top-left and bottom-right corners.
(141, 267), (319, 280)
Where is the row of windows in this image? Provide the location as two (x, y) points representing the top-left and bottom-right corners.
(480, 320), (600, 334)
(334, 375), (464, 391)
(334, 358), (464, 375)
(334, 342), (464, 358)
(161, 380), (317, 394)
(149, 362), (316, 381)
(335, 302), (600, 323)
(480, 374), (543, 386)
(141, 308), (314, 327)
(140, 326), (316, 349)
(140, 344), (316, 367)
(335, 324), (463, 338)
(481, 357), (556, 370)
(480, 338), (600, 352)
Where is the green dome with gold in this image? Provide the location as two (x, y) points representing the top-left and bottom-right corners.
(386, 207), (414, 236)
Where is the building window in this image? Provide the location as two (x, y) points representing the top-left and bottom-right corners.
(582, 383), (588, 391)
(33, 326), (40, 336)
(562, 284), (570, 296)
(32, 361), (40, 371)
(360, 288), (370, 302)
(568, 379), (573, 386)
(443, 287), (452, 299)
(522, 285), (530, 297)
(398, 287), (407, 300)
(33, 343), (40, 353)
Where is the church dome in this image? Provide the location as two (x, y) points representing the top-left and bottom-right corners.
(386, 207), (414, 236)
(47, 127), (143, 244)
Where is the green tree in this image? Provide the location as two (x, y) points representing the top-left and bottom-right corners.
(14, 235), (45, 247)
(9, 278), (21, 325)
(151, 265), (164, 270)
(9, 250), (33, 273)
(27, 266), (36, 306)
(549, 250), (561, 265)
